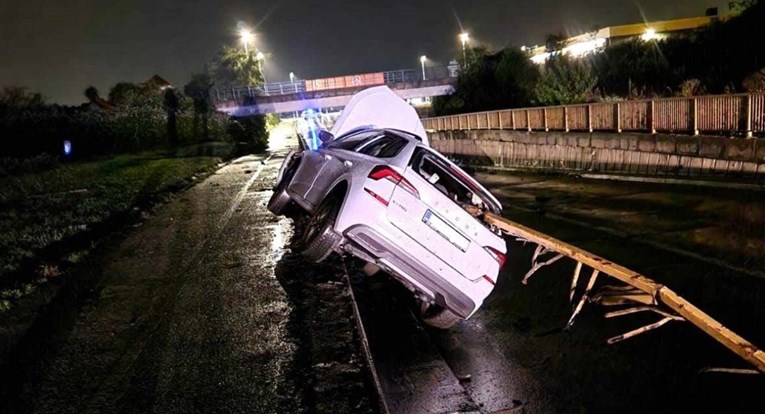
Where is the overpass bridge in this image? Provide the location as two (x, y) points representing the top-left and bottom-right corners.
(214, 66), (457, 116)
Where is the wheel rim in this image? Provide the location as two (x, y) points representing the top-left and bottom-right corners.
(302, 199), (335, 245)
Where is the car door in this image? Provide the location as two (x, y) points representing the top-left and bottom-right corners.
(302, 130), (383, 207)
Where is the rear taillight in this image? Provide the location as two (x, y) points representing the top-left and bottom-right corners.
(368, 165), (419, 198)
(484, 246), (506, 268)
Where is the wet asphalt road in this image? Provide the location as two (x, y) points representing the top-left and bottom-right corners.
(1, 127), (377, 414)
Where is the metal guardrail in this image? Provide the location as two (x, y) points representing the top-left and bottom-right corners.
(423, 93), (765, 137)
(465, 206), (765, 374)
(213, 65), (458, 103)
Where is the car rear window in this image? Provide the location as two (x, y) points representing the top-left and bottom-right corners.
(410, 148), (498, 213)
(357, 133), (408, 158)
(326, 130), (381, 150)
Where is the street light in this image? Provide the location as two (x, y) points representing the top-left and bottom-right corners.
(239, 29), (254, 55)
(420, 55), (427, 80)
(459, 32), (470, 66)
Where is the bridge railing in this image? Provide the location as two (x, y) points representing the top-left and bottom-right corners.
(422, 93), (765, 137)
(213, 65), (459, 103)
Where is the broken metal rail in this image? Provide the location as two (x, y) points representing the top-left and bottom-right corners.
(473, 208), (765, 374)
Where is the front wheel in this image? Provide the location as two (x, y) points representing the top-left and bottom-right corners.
(299, 197), (342, 263)
(268, 160), (297, 216)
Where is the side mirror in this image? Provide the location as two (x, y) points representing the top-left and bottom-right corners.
(318, 130), (334, 144)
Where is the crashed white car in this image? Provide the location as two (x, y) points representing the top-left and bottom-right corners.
(269, 86), (506, 328)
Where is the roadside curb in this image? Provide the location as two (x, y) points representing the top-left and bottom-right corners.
(340, 263), (390, 414)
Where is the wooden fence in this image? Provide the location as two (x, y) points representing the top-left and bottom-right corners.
(423, 93), (765, 137)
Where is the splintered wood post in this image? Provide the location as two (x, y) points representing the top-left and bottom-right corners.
(474, 210), (765, 374)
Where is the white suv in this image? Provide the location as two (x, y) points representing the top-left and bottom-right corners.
(269, 127), (506, 328)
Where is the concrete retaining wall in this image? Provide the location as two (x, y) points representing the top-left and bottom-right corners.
(428, 130), (765, 179)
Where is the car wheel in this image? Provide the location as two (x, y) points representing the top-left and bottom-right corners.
(268, 162), (296, 216)
(419, 302), (462, 329)
(299, 196), (342, 263)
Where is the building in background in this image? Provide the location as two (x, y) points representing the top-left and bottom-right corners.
(523, 6), (734, 64)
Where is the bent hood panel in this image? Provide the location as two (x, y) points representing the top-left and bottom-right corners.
(330, 86), (429, 145)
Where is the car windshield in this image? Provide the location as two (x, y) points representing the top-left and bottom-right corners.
(356, 133), (408, 158)
(325, 130), (381, 150)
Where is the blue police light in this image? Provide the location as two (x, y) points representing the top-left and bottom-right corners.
(63, 140), (73, 157)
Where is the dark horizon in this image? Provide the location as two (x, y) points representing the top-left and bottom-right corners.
(0, 0), (722, 105)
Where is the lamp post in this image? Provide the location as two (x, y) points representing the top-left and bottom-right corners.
(255, 51), (267, 84)
(239, 29), (254, 55)
(420, 55), (427, 80)
(459, 32), (470, 67)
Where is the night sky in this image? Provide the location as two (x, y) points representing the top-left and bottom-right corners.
(0, 0), (721, 104)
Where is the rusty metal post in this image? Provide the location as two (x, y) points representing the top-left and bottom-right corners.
(693, 97), (699, 136)
(564, 107), (569, 132)
(746, 94), (753, 138)
(527, 110), (531, 132)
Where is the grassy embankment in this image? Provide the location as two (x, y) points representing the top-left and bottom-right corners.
(0, 153), (221, 312)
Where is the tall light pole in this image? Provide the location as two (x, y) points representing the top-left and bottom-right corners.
(255, 51), (267, 84)
(420, 55), (427, 80)
(239, 29), (254, 55)
(459, 32), (470, 67)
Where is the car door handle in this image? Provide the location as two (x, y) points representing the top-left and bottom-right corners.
(343, 160), (353, 168)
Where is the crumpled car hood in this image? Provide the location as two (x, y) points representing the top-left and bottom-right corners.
(330, 86), (429, 145)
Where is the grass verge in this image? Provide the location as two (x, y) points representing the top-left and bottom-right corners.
(0, 153), (222, 312)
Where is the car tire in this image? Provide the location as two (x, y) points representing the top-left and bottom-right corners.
(362, 262), (381, 276)
(300, 197), (342, 263)
(420, 304), (462, 330)
(268, 162), (297, 216)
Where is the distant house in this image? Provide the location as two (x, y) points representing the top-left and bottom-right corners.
(143, 75), (172, 91)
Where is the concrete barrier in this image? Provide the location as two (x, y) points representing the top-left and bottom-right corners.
(428, 130), (765, 180)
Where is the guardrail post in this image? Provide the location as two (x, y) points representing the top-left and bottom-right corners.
(544, 108), (549, 132)
(527, 110), (531, 132)
(746, 94), (753, 138)
(692, 97), (699, 136)
(564, 107), (569, 132)
(650, 99), (656, 134)
(616, 102), (622, 133)
(587, 104), (593, 133)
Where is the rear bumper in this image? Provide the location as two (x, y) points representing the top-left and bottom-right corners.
(344, 224), (477, 319)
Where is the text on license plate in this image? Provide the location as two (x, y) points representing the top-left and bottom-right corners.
(422, 210), (469, 252)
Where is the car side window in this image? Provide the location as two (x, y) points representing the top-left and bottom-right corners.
(325, 130), (381, 150)
(357, 133), (408, 158)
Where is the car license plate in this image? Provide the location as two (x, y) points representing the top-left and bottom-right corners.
(422, 210), (469, 252)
